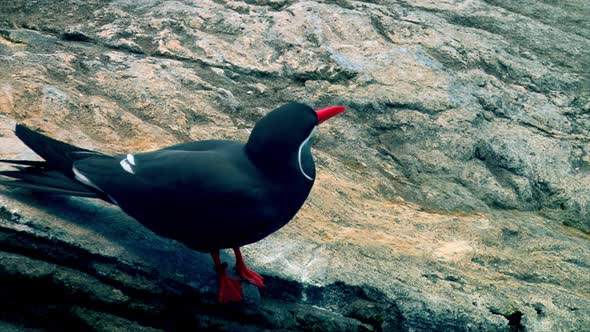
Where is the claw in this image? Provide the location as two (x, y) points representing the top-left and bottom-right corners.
(233, 247), (265, 288)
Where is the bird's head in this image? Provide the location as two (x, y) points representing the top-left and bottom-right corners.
(246, 102), (346, 180)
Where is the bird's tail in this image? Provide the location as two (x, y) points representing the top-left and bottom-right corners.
(0, 124), (104, 198)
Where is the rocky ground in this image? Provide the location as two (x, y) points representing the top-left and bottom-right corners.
(0, 0), (589, 331)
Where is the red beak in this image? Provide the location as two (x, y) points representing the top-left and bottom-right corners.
(315, 106), (346, 124)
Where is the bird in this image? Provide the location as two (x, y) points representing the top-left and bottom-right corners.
(0, 102), (346, 303)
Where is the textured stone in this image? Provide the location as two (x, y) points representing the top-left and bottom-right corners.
(0, 0), (589, 331)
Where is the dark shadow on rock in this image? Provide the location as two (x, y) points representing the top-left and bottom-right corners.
(0, 188), (247, 298)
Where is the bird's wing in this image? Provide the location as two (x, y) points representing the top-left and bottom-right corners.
(72, 149), (264, 211)
(159, 139), (240, 152)
(72, 149), (272, 246)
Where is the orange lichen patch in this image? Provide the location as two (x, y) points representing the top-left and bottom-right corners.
(284, 159), (489, 264)
(432, 240), (475, 262)
(0, 84), (44, 120)
(0, 36), (16, 47)
(161, 39), (192, 56)
(0, 84), (15, 115)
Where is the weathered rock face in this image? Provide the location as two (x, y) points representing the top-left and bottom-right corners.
(0, 0), (589, 331)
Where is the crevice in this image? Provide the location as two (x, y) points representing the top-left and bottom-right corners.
(564, 258), (590, 269)
(501, 269), (564, 287)
(0, 224), (170, 298)
(377, 146), (405, 169)
(478, 59), (542, 94)
(472, 144), (548, 211)
(507, 311), (524, 332)
(446, 15), (504, 38)
(383, 101), (439, 115)
(395, 0), (444, 14)
(481, 0), (590, 41)
(489, 309), (525, 332)
(369, 14), (394, 43)
(234, 0), (295, 12)
(427, 44), (562, 97)
(0, 29), (26, 44)
(11, 24), (355, 86)
(0, 252), (165, 330)
(60, 31), (93, 43)
(516, 120), (559, 138)
(313, 0), (355, 10)
(103, 41), (146, 55)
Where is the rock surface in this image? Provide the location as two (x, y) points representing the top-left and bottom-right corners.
(0, 0), (589, 331)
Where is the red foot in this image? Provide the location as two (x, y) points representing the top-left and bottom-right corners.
(217, 269), (243, 304)
(233, 247), (265, 288)
(236, 263), (265, 288)
(211, 251), (243, 304)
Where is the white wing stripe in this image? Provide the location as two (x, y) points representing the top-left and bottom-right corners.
(120, 159), (135, 174)
(72, 166), (104, 192)
(126, 154), (136, 165)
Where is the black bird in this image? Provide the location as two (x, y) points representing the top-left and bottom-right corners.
(0, 102), (345, 303)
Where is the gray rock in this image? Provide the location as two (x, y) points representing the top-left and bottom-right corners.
(1, 0), (589, 331)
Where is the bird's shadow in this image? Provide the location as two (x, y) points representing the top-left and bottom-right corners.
(0, 188), (229, 290)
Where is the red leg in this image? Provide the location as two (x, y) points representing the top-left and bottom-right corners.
(233, 247), (264, 288)
(211, 251), (243, 303)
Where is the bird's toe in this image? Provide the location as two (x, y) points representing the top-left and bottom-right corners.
(237, 265), (265, 288)
(218, 274), (243, 303)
